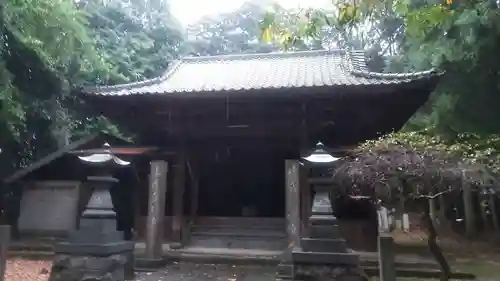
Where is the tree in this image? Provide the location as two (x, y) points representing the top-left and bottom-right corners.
(186, 2), (333, 57)
(260, 2), (500, 279)
(261, 0), (500, 135)
(0, 0), (185, 227)
(332, 132), (499, 281)
(79, 0), (185, 84)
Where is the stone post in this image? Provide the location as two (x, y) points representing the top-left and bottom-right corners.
(145, 160), (168, 260)
(0, 225), (10, 281)
(276, 160), (302, 280)
(285, 160), (301, 250)
(299, 166), (310, 237)
(378, 233), (396, 281)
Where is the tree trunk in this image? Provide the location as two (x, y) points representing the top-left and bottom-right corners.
(422, 206), (450, 281)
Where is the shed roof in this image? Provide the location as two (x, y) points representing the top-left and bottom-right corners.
(3, 133), (133, 184)
(82, 50), (438, 96)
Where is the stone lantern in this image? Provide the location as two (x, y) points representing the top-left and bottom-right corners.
(291, 142), (367, 281)
(48, 143), (135, 281)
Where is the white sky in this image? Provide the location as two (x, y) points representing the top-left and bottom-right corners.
(170, 0), (333, 25)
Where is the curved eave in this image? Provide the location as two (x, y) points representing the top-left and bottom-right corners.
(78, 74), (441, 101)
(79, 49), (442, 98)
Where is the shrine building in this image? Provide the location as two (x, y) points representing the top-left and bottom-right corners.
(78, 49), (439, 256)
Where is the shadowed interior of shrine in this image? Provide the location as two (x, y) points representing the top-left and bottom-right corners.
(197, 141), (290, 218)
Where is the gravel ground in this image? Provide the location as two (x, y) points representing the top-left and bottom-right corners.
(5, 259), (52, 281)
(4, 260), (276, 281)
(135, 263), (277, 281)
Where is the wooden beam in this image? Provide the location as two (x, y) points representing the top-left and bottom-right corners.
(69, 146), (159, 155)
(162, 120), (305, 137)
(187, 157), (199, 224)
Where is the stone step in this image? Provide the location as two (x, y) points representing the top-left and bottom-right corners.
(292, 251), (360, 265)
(189, 235), (287, 250)
(192, 224), (286, 231)
(300, 238), (348, 253)
(194, 217), (285, 228)
(359, 258), (439, 270)
(361, 266), (475, 280)
(9, 242), (55, 252)
(165, 250), (281, 266)
(191, 228), (286, 238)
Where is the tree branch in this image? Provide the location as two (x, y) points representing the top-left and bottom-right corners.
(416, 189), (453, 199)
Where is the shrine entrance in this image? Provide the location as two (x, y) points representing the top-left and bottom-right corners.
(187, 139), (292, 250)
(197, 147), (286, 218)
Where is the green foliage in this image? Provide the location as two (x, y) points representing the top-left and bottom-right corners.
(4, 0), (98, 71)
(0, 0), (184, 224)
(0, 0), (185, 179)
(82, 0), (185, 83)
(1, 0), (99, 174)
(186, 2), (325, 56)
(261, 0), (500, 183)
(329, 131), (499, 209)
(360, 131), (500, 175)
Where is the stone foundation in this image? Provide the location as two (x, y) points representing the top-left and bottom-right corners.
(295, 265), (368, 281)
(48, 253), (133, 281)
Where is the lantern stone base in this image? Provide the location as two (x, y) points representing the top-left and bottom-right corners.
(134, 257), (167, 271)
(48, 253), (132, 281)
(48, 241), (134, 281)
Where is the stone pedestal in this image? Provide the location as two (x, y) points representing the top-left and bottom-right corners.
(49, 254), (131, 281)
(292, 184), (367, 281)
(49, 176), (135, 281)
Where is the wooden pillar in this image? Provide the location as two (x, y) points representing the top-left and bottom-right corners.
(298, 100), (309, 237)
(285, 160), (301, 250)
(172, 151), (186, 243)
(145, 160), (168, 259)
(188, 159), (199, 224)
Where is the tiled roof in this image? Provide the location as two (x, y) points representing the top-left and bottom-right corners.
(83, 50), (438, 96)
